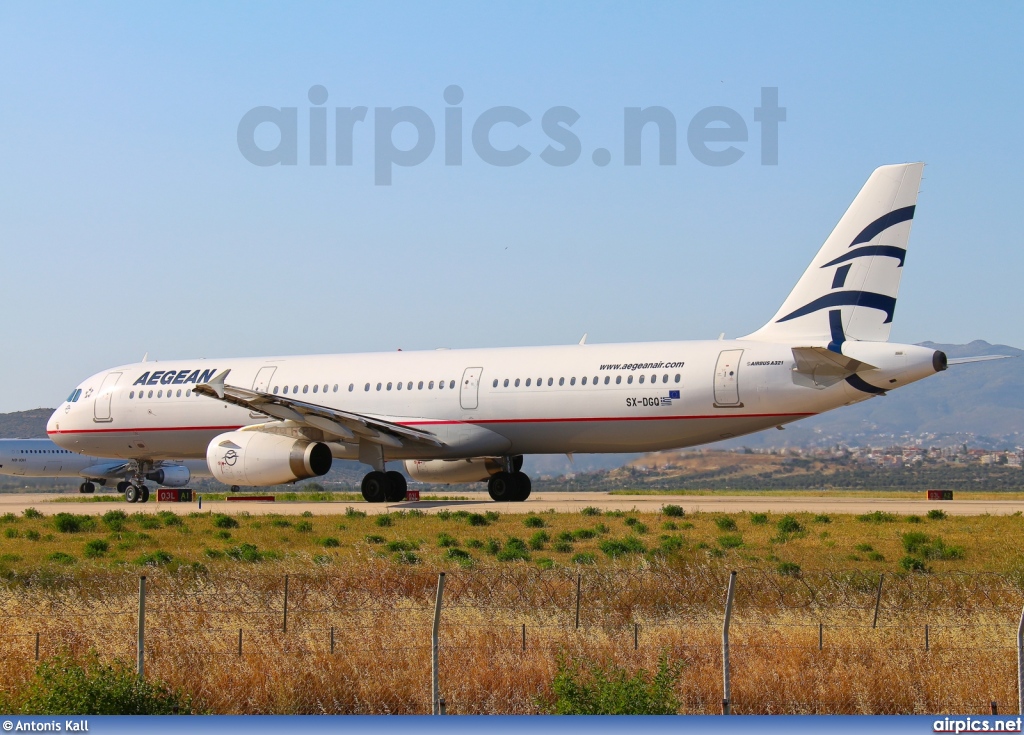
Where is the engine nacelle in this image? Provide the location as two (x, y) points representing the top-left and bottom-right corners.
(206, 431), (333, 486)
(405, 457), (508, 484)
(146, 465), (191, 487)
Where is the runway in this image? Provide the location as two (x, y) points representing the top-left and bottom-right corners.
(1, 491), (1022, 517)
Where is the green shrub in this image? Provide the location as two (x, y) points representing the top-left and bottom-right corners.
(529, 531), (550, 550)
(927, 509), (947, 520)
(204, 549), (224, 559)
(554, 541), (574, 553)
(226, 544), (264, 562)
(386, 540), (417, 552)
(485, 511), (500, 522)
(466, 539), (484, 549)
(0, 512), (18, 523)
(24, 530), (40, 541)
(867, 551), (885, 562)
(496, 537), (530, 562)
(813, 514), (831, 524)
(312, 554), (331, 565)
(14, 652), (192, 714)
(901, 531), (931, 554)
(572, 528), (597, 540)
(301, 511), (313, 518)
(776, 515), (802, 534)
(395, 550), (419, 564)
(858, 510), (897, 523)
(467, 513), (489, 527)
(24, 508), (43, 519)
(599, 536), (646, 557)
(580, 507), (601, 517)
(854, 543), (874, 552)
(524, 516), (546, 528)
(4, 528), (17, 539)
(717, 534), (744, 549)
(212, 514), (239, 529)
(84, 539), (109, 558)
(594, 523), (610, 534)
(536, 557), (555, 570)
(905, 515), (923, 524)
(661, 521), (678, 531)
(375, 515), (393, 527)
(446, 548), (470, 560)
(777, 561), (801, 577)
(294, 521), (313, 533)
(215, 530), (231, 540)
(661, 505), (685, 518)
(436, 510), (452, 520)
(539, 652), (682, 714)
(714, 517), (737, 531)
(138, 516), (161, 530)
(102, 510), (128, 530)
(53, 513), (94, 534)
(271, 518), (292, 528)
(47, 552), (76, 565)
(624, 517), (640, 527)
(345, 507), (366, 518)
(437, 532), (459, 547)
(659, 536), (685, 554)
(320, 537), (341, 548)
(571, 552), (596, 565)
(364, 534), (385, 544)
(485, 538), (501, 555)
(900, 555), (927, 572)
(749, 513), (768, 525)
(135, 550), (173, 567)
(157, 511), (182, 527)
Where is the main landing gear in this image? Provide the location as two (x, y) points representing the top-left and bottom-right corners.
(487, 471), (531, 502)
(78, 481), (96, 494)
(361, 470), (408, 503)
(117, 480), (150, 504)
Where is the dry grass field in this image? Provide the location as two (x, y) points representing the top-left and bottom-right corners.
(1, 505), (1023, 714)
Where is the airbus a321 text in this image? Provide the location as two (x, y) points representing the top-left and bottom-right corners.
(47, 164), (996, 503)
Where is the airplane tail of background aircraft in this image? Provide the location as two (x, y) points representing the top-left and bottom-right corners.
(744, 162), (924, 348)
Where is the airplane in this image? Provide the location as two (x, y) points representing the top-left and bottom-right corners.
(47, 163), (993, 503)
(0, 438), (208, 502)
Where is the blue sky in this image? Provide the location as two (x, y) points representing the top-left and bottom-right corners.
(1, 2), (1022, 413)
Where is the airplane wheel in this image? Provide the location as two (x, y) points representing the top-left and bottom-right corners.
(79, 482), (88, 494)
(116, 481), (130, 494)
(513, 472), (531, 501)
(84, 482), (95, 494)
(230, 485), (240, 493)
(125, 486), (140, 503)
(487, 472), (517, 501)
(361, 471), (388, 503)
(384, 471), (407, 502)
(140, 486), (150, 503)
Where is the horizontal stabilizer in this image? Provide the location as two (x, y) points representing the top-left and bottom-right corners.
(792, 346), (877, 377)
(947, 354), (1015, 366)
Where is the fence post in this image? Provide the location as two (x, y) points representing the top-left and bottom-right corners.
(1017, 605), (1024, 715)
(432, 572), (446, 715)
(575, 574), (581, 630)
(137, 575), (146, 677)
(991, 701), (998, 715)
(35, 632), (39, 661)
(925, 624), (930, 652)
(722, 570), (737, 715)
(818, 622), (823, 651)
(872, 573), (884, 629)
(283, 574), (289, 633)
(238, 629), (242, 656)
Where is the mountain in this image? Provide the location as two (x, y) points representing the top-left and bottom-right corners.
(0, 409), (54, 439)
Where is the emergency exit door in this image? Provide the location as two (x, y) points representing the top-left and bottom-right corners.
(460, 367), (483, 410)
(250, 366), (277, 418)
(713, 350), (743, 407)
(93, 372), (123, 422)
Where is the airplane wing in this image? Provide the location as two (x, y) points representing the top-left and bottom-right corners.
(791, 346), (877, 377)
(194, 369), (445, 449)
(947, 355), (1015, 365)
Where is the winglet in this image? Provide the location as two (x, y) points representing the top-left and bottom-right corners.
(197, 369), (231, 399)
(947, 355), (1015, 366)
(578, 333), (588, 345)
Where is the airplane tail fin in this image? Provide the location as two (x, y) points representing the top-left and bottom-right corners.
(743, 162), (924, 348)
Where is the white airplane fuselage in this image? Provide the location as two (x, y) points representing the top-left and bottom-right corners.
(46, 338), (941, 462)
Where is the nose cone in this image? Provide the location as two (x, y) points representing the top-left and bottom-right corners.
(47, 407), (68, 447)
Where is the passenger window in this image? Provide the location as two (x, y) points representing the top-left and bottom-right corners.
(663, 374), (668, 383)
(547, 378), (553, 386)
(273, 387), (279, 394)
(429, 381), (435, 389)
(515, 378), (520, 387)
(130, 391), (135, 399)
(283, 386), (289, 394)
(570, 377), (576, 386)
(186, 390), (191, 397)
(303, 385), (309, 394)
(176, 390), (181, 397)
(559, 377), (565, 386)
(387, 382), (393, 391)
(439, 380), (445, 389)
(639, 375), (645, 384)
(627, 376), (633, 384)
(449, 380), (455, 389)
(313, 385), (319, 393)
(418, 381), (423, 390)
(493, 379), (498, 388)
(365, 383), (371, 391)
(334, 384), (339, 392)
(503, 379), (509, 387)
(376, 383), (382, 391)
(581, 377), (587, 385)
(675, 374), (681, 383)
(293, 385), (298, 393)
(397, 382), (402, 390)
(604, 376), (610, 385)
(157, 390), (163, 398)
(349, 384), (354, 392)
(651, 374), (656, 383)
(615, 376), (620, 385)
(526, 378), (531, 386)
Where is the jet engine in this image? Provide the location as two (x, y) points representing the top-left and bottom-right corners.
(404, 456), (521, 484)
(146, 465), (191, 487)
(206, 431), (332, 486)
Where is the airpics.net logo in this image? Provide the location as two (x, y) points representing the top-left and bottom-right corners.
(237, 85), (786, 185)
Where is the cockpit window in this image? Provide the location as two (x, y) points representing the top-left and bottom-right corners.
(67, 389), (82, 403)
